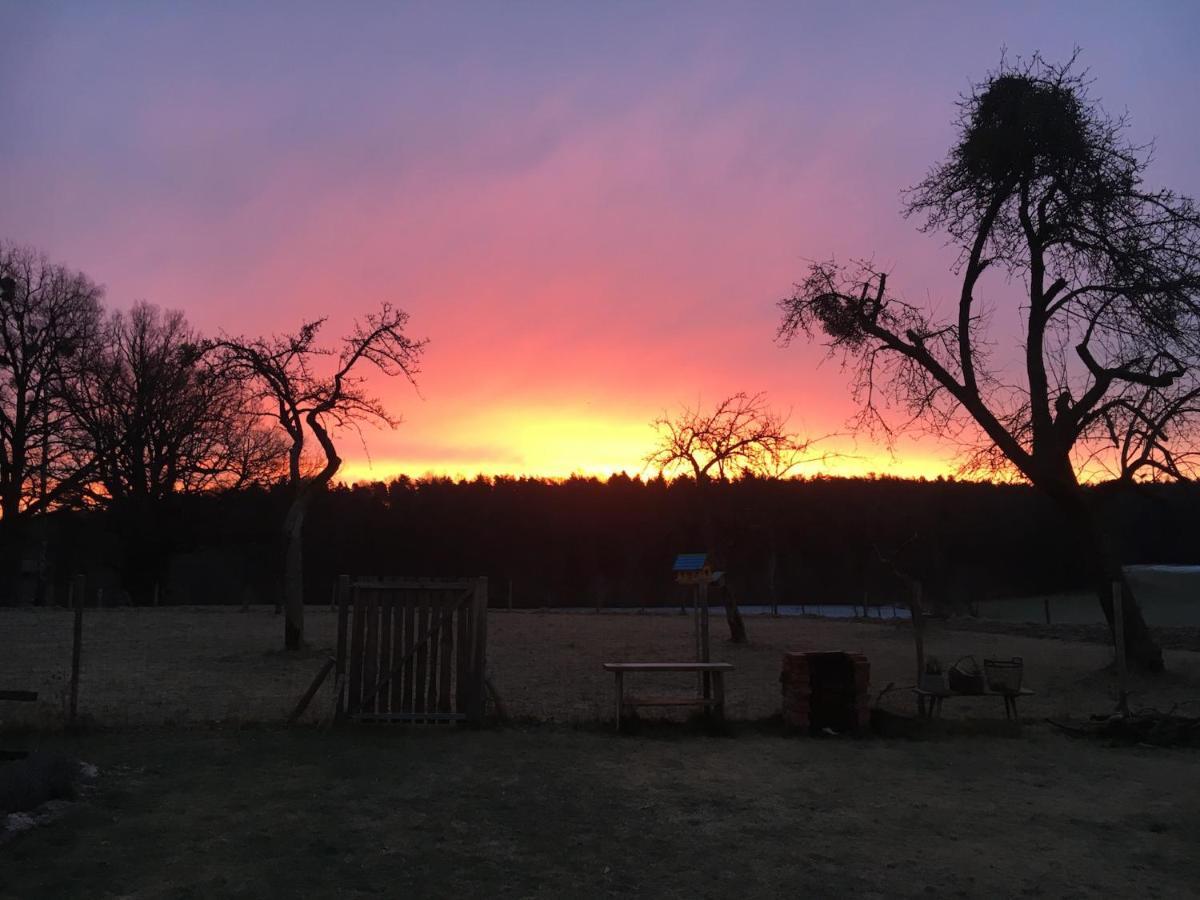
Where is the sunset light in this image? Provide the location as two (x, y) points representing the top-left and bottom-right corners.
(6, 5), (1193, 486)
(5, 5), (1200, 895)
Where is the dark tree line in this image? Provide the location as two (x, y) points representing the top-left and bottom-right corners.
(24, 474), (1199, 623)
(0, 243), (424, 647)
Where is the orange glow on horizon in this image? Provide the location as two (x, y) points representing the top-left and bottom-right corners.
(333, 408), (963, 485)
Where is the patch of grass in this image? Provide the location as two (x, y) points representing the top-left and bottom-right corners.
(0, 754), (81, 815)
(1, 727), (1198, 899)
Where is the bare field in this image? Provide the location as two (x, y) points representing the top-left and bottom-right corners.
(3, 606), (1199, 727)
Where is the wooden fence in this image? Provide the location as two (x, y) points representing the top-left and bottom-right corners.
(335, 576), (488, 725)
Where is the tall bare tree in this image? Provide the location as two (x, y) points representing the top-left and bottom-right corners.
(778, 55), (1200, 671)
(219, 304), (424, 649)
(62, 302), (284, 602)
(647, 391), (818, 642)
(0, 244), (103, 522)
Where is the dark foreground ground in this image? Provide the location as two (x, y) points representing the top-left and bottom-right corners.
(2, 726), (1198, 899)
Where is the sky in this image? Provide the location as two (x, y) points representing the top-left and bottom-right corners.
(3, 2), (1199, 483)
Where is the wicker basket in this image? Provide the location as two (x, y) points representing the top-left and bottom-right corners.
(984, 657), (1023, 693)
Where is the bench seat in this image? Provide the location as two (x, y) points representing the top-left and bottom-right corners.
(604, 662), (733, 730)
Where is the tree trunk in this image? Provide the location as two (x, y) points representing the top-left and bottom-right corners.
(722, 585), (748, 643)
(281, 491), (311, 651)
(1062, 491), (1163, 673)
(698, 479), (748, 643)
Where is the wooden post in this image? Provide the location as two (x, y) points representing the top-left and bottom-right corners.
(1113, 580), (1129, 716)
(699, 579), (711, 699)
(287, 657), (336, 725)
(153, 582), (160, 607)
(507, 578), (513, 611)
(1043, 594), (1052, 625)
(470, 577), (488, 726)
(334, 575), (350, 722)
(767, 548), (778, 617)
(910, 581), (926, 685)
(69, 575), (84, 727)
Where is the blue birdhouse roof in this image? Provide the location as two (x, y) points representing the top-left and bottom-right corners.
(672, 553), (709, 572)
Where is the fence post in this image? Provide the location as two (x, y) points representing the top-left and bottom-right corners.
(69, 574), (85, 728)
(910, 581), (926, 683)
(333, 575), (351, 722)
(1113, 580), (1129, 716)
(470, 577), (488, 726)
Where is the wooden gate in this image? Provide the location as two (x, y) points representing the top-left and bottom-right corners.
(335, 576), (488, 725)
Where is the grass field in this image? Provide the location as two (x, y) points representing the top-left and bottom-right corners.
(2, 606), (1199, 727)
(2, 727), (1198, 899)
(3, 608), (1200, 898)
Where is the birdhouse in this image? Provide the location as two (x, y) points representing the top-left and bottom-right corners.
(673, 553), (711, 585)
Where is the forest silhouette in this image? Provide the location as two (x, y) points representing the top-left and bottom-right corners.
(31, 472), (1200, 616)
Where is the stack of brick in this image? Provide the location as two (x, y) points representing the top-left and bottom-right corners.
(780, 651), (811, 727)
(780, 650), (871, 731)
(847, 651), (872, 730)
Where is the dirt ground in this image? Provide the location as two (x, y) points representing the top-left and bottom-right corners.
(2, 727), (1198, 899)
(2, 606), (1200, 727)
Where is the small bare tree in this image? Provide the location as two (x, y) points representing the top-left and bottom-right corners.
(646, 391), (819, 642)
(219, 304), (424, 650)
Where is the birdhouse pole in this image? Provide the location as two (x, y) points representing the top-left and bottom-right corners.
(673, 553), (713, 700)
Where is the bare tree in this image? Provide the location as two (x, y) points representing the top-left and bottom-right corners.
(61, 302), (283, 603)
(778, 54), (1200, 671)
(67, 303), (282, 506)
(0, 244), (103, 522)
(646, 391), (819, 642)
(219, 304), (424, 650)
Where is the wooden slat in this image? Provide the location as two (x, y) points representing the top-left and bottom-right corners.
(470, 578), (488, 725)
(347, 584), (366, 714)
(425, 591), (441, 715)
(363, 587), (379, 716)
(456, 593), (469, 714)
(391, 589), (404, 714)
(378, 589), (393, 713)
(438, 595), (454, 714)
(287, 657), (336, 724)
(334, 576), (350, 720)
(403, 594), (416, 714)
(0, 690), (37, 702)
(414, 594), (429, 714)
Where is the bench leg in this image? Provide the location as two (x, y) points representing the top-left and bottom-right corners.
(615, 671), (623, 732)
(712, 672), (725, 723)
(1004, 695), (1017, 720)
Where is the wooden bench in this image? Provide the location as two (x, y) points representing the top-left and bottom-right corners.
(913, 687), (1034, 720)
(603, 662), (733, 730)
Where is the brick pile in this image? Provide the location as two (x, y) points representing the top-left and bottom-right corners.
(780, 650), (871, 732)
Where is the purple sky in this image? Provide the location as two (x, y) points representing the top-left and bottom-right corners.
(4, 2), (1198, 480)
